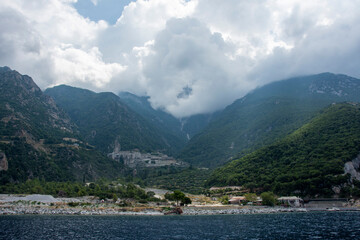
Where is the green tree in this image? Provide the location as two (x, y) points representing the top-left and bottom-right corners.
(112, 193), (118, 202)
(147, 191), (155, 198)
(172, 190), (185, 206)
(181, 197), (192, 206)
(165, 192), (174, 201)
(165, 190), (187, 206)
(77, 189), (86, 197)
(244, 193), (257, 202)
(261, 192), (276, 206)
(220, 195), (229, 205)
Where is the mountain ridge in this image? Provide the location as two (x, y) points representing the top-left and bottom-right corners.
(45, 85), (181, 155)
(178, 73), (360, 168)
(207, 102), (360, 197)
(118, 91), (216, 142)
(0, 67), (125, 183)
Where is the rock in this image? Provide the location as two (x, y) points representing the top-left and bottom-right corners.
(0, 152), (8, 171)
(344, 153), (360, 181)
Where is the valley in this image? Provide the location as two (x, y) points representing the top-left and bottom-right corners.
(1, 66), (360, 205)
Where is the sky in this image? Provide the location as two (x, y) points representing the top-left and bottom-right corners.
(1, 0), (360, 118)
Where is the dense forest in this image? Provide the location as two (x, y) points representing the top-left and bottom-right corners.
(207, 103), (360, 197)
(179, 73), (360, 168)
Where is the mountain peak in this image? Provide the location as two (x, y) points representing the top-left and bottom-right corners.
(0, 66), (12, 73)
(0, 69), (124, 184)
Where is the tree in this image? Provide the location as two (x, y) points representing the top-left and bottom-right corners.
(172, 190), (185, 206)
(77, 189), (86, 197)
(220, 195), (229, 205)
(112, 193), (118, 202)
(147, 191), (155, 198)
(181, 197), (192, 206)
(244, 193), (257, 202)
(165, 190), (186, 206)
(165, 192), (174, 201)
(260, 192), (277, 206)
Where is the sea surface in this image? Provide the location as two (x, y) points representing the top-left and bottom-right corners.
(0, 211), (359, 239)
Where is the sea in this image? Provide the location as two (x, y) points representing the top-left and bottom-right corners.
(0, 211), (359, 239)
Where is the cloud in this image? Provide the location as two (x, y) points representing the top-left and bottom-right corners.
(98, 0), (196, 62)
(0, 0), (123, 89)
(140, 18), (249, 117)
(246, 1), (360, 85)
(1, 0), (360, 117)
(90, 0), (99, 6)
(51, 46), (126, 88)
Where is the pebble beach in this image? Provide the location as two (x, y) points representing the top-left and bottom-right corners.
(1, 194), (358, 216)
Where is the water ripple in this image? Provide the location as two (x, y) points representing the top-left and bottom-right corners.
(0, 212), (359, 240)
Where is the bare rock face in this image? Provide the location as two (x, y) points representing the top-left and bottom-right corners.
(113, 137), (121, 153)
(344, 153), (360, 181)
(0, 152), (8, 171)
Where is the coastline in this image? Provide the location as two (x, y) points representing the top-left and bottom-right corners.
(1, 194), (359, 216)
(1, 204), (359, 216)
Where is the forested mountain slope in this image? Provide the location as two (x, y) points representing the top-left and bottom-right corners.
(179, 73), (360, 168)
(46, 85), (179, 155)
(0, 67), (124, 183)
(207, 103), (360, 197)
(118, 92), (215, 143)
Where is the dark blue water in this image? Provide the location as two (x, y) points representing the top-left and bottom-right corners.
(1, 212), (359, 239)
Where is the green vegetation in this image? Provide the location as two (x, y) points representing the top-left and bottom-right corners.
(118, 92), (188, 150)
(244, 193), (257, 202)
(0, 178), (159, 201)
(179, 73), (360, 168)
(260, 192), (277, 206)
(119, 92), (214, 144)
(3, 67), (360, 201)
(45, 85), (180, 155)
(207, 103), (360, 197)
(219, 195), (229, 205)
(0, 68), (126, 184)
(164, 190), (192, 206)
(0, 139), (126, 184)
(144, 168), (211, 194)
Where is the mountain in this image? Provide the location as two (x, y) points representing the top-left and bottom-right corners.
(118, 92), (187, 149)
(0, 67), (124, 183)
(207, 103), (360, 197)
(45, 86), (179, 155)
(180, 113), (217, 140)
(179, 73), (360, 168)
(118, 92), (215, 142)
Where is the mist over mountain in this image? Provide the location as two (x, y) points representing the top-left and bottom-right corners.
(179, 73), (360, 168)
(118, 91), (216, 142)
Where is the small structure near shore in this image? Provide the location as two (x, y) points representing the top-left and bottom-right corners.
(228, 196), (246, 205)
(278, 196), (304, 207)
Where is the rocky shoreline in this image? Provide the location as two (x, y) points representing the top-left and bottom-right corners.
(183, 207), (309, 215)
(0, 205), (164, 216)
(3, 204), (359, 216)
(1, 194), (359, 216)
(0, 204), (310, 216)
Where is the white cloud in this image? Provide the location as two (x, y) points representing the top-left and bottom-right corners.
(1, 0), (360, 117)
(51, 45), (126, 88)
(140, 18), (249, 117)
(0, 0), (122, 89)
(98, 0), (196, 62)
(90, 0), (99, 6)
